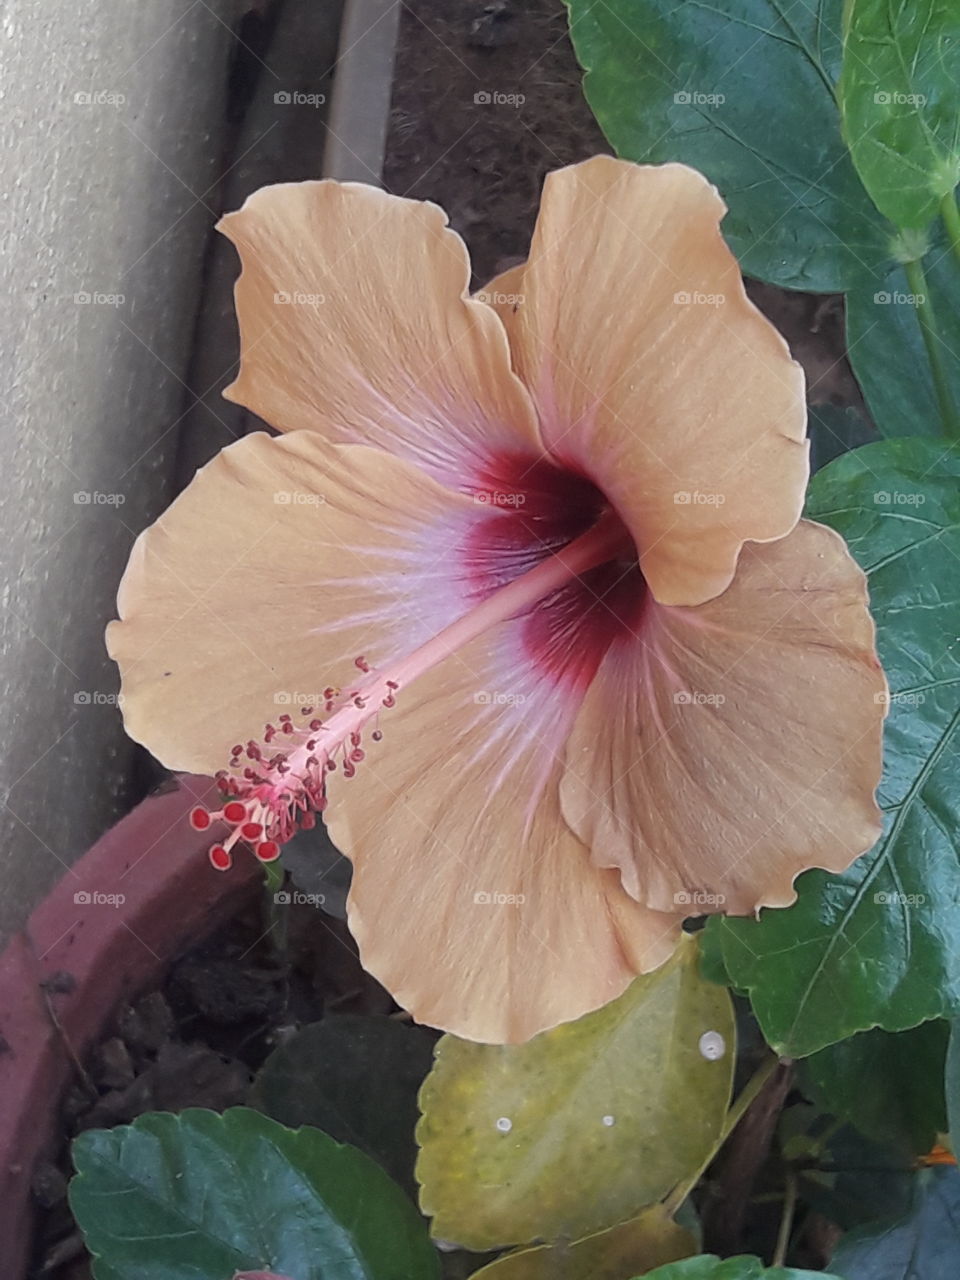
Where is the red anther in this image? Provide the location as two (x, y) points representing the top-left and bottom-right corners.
(264, 726), (276, 743)
(189, 806), (211, 831)
(382, 694), (396, 708)
(255, 840), (281, 862)
(371, 730), (383, 742)
(350, 748), (365, 763)
(323, 687), (336, 699)
(279, 713), (291, 722)
(342, 759), (356, 778)
(223, 801), (247, 823)
(355, 656), (370, 671)
(350, 731), (361, 747)
(300, 704), (313, 715)
(209, 844), (232, 871)
(309, 719), (322, 731)
(325, 759), (337, 771)
(281, 721), (295, 735)
(353, 695), (365, 708)
(230, 745), (243, 757)
(386, 680), (399, 690)
(300, 812), (316, 830)
(240, 821), (263, 840)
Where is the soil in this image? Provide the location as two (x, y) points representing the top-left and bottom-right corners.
(31, 898), (392, 1278)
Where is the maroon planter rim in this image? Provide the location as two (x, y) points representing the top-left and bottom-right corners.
(0, 775), (261, 1278)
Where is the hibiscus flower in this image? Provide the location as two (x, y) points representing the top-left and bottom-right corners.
(107, 157), (885, 1043)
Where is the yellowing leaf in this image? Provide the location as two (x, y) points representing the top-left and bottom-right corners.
(470, 1205), (696, 1279)
(416, 937), (734, 1249)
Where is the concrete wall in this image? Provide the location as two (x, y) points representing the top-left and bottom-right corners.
(0, 1), (237, 943)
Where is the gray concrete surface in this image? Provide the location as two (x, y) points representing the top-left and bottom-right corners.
(0, 1), (237, 944)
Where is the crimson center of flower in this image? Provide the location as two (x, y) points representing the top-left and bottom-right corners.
(467, 451), (646, 691)
(193, 451), (644, 871)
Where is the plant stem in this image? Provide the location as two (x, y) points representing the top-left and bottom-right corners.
(662, 1054), (783, 1218)
(772, 1170), (798, 1267)
(939, 191), (960, 273)
(903, 254), (959, 439)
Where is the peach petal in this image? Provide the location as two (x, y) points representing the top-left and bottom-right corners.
(325, 626), (686, 1044)
(217, 182), (542, 483)
(509, 156), (809, 606)
(560, 520), (886, 915)
(107, 432), (478, 774)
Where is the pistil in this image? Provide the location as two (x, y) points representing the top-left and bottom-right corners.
(192, 508), (632, 869)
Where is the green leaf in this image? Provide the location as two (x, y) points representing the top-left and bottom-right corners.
(251, 1015), (436, 1197)
(846, 253), (960, 437)
(636, 1257), (842, 1280)
(416, 936), (734, 1250)
(800, 1020), (948, 1155)
(839, 0), (960, 229)
(830, 1166), (960, 1278)
(705, 438), (960, 1055)
(69, 1107), (439, 1280)
(945, 1024), (960, 1155)
(564, 0), (891, 291)
(471, 1206), (695, 1280)
(946, 1019), (960, 1141)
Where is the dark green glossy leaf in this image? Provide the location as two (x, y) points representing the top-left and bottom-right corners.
(706, 438), (960, 1055)
(839, 0), (960, 229)
(846, 253), (960, 438)
(801, 1021), (948, 1155)
(251, 1015), (436, 1197)
(782, 1105), (918, 1230)
(830, 1166), (960, 1278)
(69, 1107), (439, 1280)
(564, 0), (891, 290)
(946, 1019), (960, 1141)
(636, 1256), (841, 1280)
